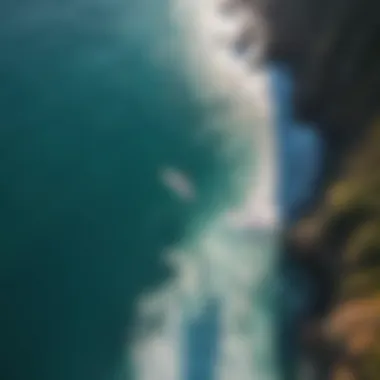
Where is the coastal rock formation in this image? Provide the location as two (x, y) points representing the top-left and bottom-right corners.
(225, 0), (380, 378)
(291, 121), (380, 379)
(243, 0), (380, 142)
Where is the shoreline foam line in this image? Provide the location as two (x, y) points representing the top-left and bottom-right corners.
(134, 1), (280, 379)
(171, 0), (278, 230)
(171, 1), (280, 380)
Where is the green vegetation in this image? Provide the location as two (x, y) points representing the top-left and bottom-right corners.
(288, 121), (380, 379)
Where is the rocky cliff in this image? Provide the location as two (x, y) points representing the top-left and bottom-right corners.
(233, 0), (380, 378)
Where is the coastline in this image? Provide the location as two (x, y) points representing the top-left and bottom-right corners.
(268, 64), (337, 380)
(172, 2), (282, 380)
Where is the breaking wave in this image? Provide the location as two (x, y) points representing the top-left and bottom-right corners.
(132, 1), (281, 379)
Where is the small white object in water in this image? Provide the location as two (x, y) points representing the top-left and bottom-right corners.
(160, 167), (196, 201)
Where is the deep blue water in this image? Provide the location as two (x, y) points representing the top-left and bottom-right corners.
(184, 299), (221, 380)
(269, 65), (324, 380)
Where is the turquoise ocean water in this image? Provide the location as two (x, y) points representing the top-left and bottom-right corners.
(0, 1), (323, 380)
(0, 1), (248, 379)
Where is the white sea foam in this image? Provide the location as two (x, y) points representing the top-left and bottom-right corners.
(133, 1), (280, 380)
